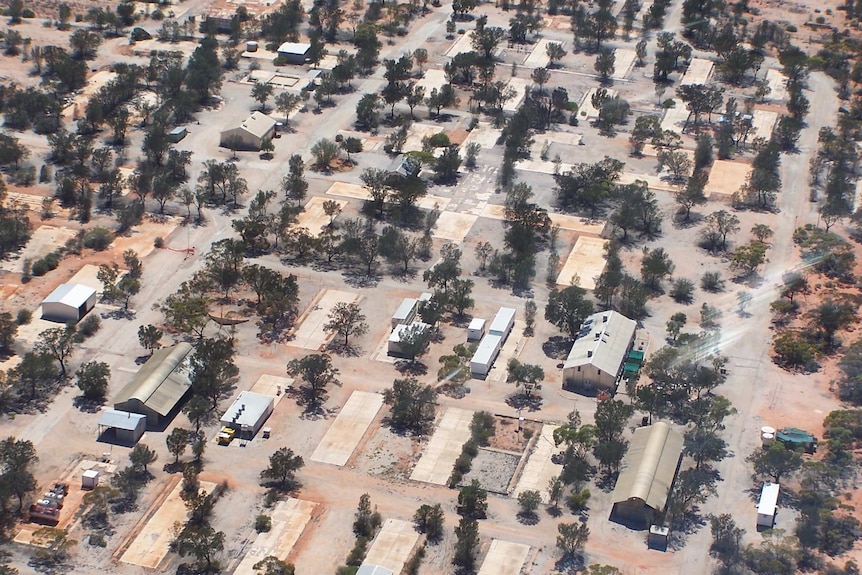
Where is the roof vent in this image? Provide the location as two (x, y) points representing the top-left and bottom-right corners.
(587, 350), (593, 357)
(602, 315), (609, 323)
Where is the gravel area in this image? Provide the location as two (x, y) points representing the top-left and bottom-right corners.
(458, 449), (520, 494)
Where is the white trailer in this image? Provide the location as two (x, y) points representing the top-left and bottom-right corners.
(467, 318), (486, 341)
(756, 482), (780, 528)
(489, 307), (516, 338)
(470, 334), (502, 377)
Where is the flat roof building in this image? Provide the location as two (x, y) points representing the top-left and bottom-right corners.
(757, 482), (780, 528)
(488, 307), (516, 337)
(97, 409), (146, 445)
(563, 311), (637, 393)
(470, 333), (502, 377)
(114, 343), (194, 429)
(388, 322), (430, 356)
(610, 422), (684, 527)
(277, 42), (311, 64)
(220, 111), (277, 151)
(41, 283), (97, 324)
(220, 391), (274, 439)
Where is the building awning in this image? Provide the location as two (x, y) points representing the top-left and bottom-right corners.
(98, 409), (146, 431)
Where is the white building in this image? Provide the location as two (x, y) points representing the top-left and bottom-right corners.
(220, 111), (277, 151)
(470, 307), (516, 377)
(277, 42), (311, 64)
(97, 409), (146, 444)
(563, 311), (636, 392)
(467, 318), (485, 341)
(388, 322), (430, 356)
(41, 283), (97, 323)
(220, 391), (274, 439)
(757, 482), (780, 528)
(488, 307), (516, 337)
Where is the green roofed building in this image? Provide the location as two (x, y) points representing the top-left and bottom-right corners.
(113, 342), (194, 430)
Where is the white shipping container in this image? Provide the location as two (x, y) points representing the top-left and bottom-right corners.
(756, 482), (780, 528)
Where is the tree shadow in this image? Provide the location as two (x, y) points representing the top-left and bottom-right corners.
(595, 470), (619, 493)
(553, 553), (585, 575)
(546, 505), (563, 518)
(516, 511), (539, 525)
(72, 395), (104, 413)
(667, 507), (709, 550)
(326, 341), (362, 357)
(343, 270), (380, 288)
(395, 360), (428, 376)
(505, 393), (543, 412)
(542, 336), (571, 360)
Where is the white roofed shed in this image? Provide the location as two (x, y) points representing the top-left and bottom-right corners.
(220, 391), (274, 439)
(41, 283), (97, 323)
(488, 307), (516, 338)
(757, 482), (780, 527)
(470, 334), (502, 377)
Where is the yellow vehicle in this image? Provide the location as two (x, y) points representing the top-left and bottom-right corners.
(217, 427), (236, 445)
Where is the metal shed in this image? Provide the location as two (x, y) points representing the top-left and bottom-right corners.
(41, 283), (97, 324)
(757, 482), (780, 528)
(113, 343), (193, 429)
(97, 409), (146, 444)
(219, 391), (274, 439)
(276, 41), (311, 64)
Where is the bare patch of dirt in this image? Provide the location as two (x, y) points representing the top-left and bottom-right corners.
(486, 415), (541, 453)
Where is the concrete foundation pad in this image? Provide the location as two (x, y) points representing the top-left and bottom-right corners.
(487, 320), (526, 382)
(705, 159), (751, 198)
(680, 57), (714, 86)
(295, 196), (349, 237)
(512, 425), (563, 503)
(503, 77), (531, 113)
(613, 48), (637, 80)
(310, 391), (384, 466)
(660, 99), (689, 133)
(433, 212), (478, 242)
(461, 122), (503, 150)
(477, 539), (531, 575)
(362, 519), (420, 573)
(549, 213), (606, 236)
(233, 498), (317, 575)
(405, 123), (446, 153)
(556, 236), (609, 290)
(751, 109), (778, 141)
(618, 172), (678, 193)
(410, 407), (474, 484)
(447, 31), (475, 57)
(250, 374), (294, 408)
(417, 69), (448, 95)
(67, 264), (113, 293)
(579, 87), (618, 119)
(122, 480), (217, 568)
(291, 289), (360, 350)
(114, 217), (179, 258)
(524, 39), (555, 68)
(766, 68), (788, 102)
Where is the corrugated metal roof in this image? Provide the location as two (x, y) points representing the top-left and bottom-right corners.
(564, 311), (636, 378)
(277, 42), (311, 55)
(611, 422), (684, 512)
(238, 111), (276, 139)
(98, 409), (146, 431)
(42, 283), (96, 307)
(220, 391), (273, 429)
(113, 343), (193, 416)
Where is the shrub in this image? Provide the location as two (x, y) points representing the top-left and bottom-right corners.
(670, 278), (695, 303)
(16, 309), (31, 325)
(255, 514), (272, 533)
(566, 488), (591, 513)
(88, 533), (107, 547)
(154, 237), (165, 249)
(78, 315), (101, 339)
(700, 271), (725, 292)
(31, 259), (49, 277)
(83, 228), (115, 251)
(786, 24), (797, 32)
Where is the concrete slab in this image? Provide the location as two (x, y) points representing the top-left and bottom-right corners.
(404, 123), (447, 154)
(233, 498), (317, 575)
(67, 264), (111, 293)
(556, 236), (609, 291)
(523, 38), (555, 68)
(579, 87), (618, 119)
(512, 425), (563, 503)
(121, 480), (218, 568)
(249, 374), (294, 408)
(481, 204), (605, 235)
(487, 320), (526, 382)
(6, 192), (48, 212)
(477, 539), (531, 575)
(416, 69), (448, 95)
(410, 407), (474, 484)
(613, 48), (637, 80)
(660, 99), (689, 132)
(16, 316), (63, 346)
(680, 57), (714, 86)
(361, 519), (420, 574)
(433, 212), (479, 242)
(766, 68), (788, 102)
(294, 197), (348, 237)
(446, 31), (475, 57)
(290, 289), (360, 350)
(705, 159), (750, 198)
(503, 77), (531, 113)
(461, 122), (503, 150)
(751, 109), (778, 141)
(325, 182), (450, 211)
(0, 225), (76, 273)
(618, 172), (678, 193)
(114, 216), (179, 258)
(310, 391), (383, 466)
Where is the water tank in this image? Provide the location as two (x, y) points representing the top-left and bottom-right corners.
(761, 432), (774, 447)
(761, 426), (776, 435)
(247, 41), (258, 52)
